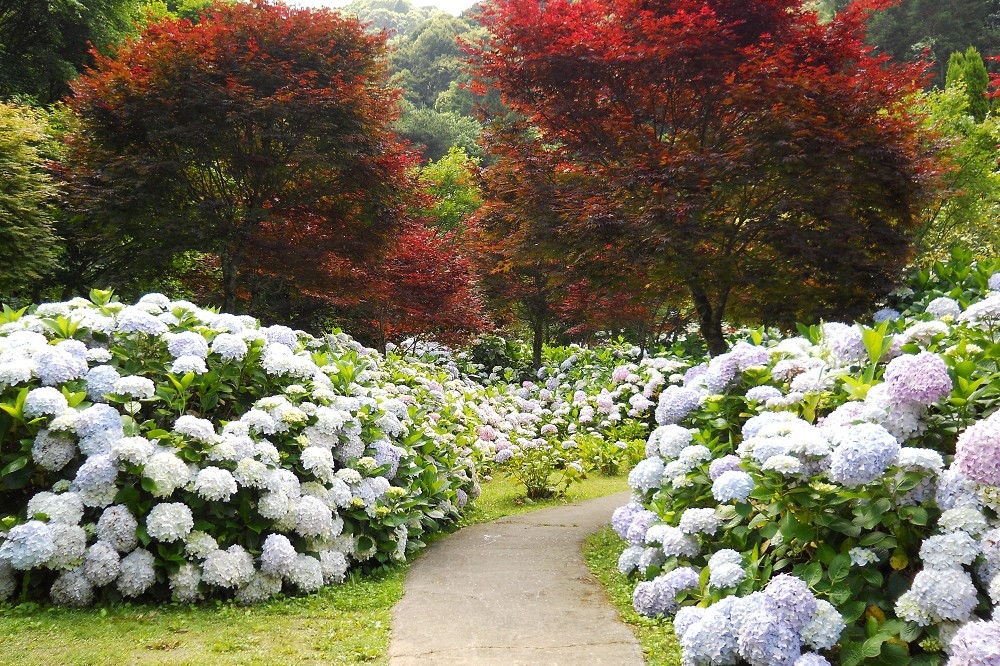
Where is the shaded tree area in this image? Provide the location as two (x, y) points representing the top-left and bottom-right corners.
(0, 102), (63, 296)
(471, 0), (941, 354)
(810, 0), (1000, 86)
(0, 0), (141, 103)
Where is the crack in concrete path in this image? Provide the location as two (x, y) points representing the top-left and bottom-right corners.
(388, 491), (644, 666)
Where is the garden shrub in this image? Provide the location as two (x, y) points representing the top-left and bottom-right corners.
(612, 255), (1000, 665)
(0, 290), (478, 605)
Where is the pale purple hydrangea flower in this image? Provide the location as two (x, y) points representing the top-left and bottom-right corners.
(647, 424), (693, 459)
(801, 599), (845, 651)
(319, 549), (348, 585)
(174, 414), (217, 443)
(937, 468), (982, 510)
(763, 574), (817, 631)
(50, 568), (94, 607)
(919, 532), (979, 570)
(260, 534), (297, 577)
(678, 508), (721, 536)
(625, 509), (658, 546)
(96, 505), (138, 552)
(821, 322), (867, 365)
(948, 619), (1000, 665)
(873, 308), (900, 323)
(737, 611), (801, 666)
(709, 562), (746, 589)
(954, 411), (1000, 486)
(170, 355), (208, 375)
(142, 451), (190, 498)
(612, 502), (644, 540)
(632, 567), (700, 617)
(71, 453), (118, 507)
(0, 520), (56, 569)
(165, 331), (209, 359)
(895, 568), (978, 625)
(112, 375), (155, 399)
(211, 333), (249, 361)
(47, 523), (88, 570)
(85, 365), (121, 401)
(925, 297), (961, 319)
(193, 467), (238, 502)
(709, 455), (743, 481)
(146, 503), (194, 542)
(795, 654), (832, 666)
(287, 553), (323, 592)
(82, 541), (120, 586)
(883, 352), (952, 405)
(116, 307), (169, 335)
(746, 385), (783, 404)
(628, 457), (665, 493)
(117, 548), (156, 597)
(24, 386), (69, 419)
(35, 347), (88, 386)
(169, 562), (202, 603)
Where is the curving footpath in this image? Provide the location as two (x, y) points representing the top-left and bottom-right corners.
(388, 491), (644, 665)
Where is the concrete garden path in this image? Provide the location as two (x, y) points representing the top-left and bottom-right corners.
(388, 491), (645, 665)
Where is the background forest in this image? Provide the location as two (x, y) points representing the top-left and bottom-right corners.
(3, 0), (1000, 359)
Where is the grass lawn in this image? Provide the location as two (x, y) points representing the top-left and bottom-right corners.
(583, 526), (683, 666)
(0, 472), (629, 666)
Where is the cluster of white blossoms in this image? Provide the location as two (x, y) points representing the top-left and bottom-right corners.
(0, 292), (480, 606)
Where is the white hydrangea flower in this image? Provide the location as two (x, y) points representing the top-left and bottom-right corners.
(146, 503), (194, 542)
(0, 521), (55, 569)
(193, 467), (238, 502)
(117, 549), (156, 597)
(112, 375), (156, 399)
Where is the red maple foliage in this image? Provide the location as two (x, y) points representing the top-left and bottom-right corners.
(65, 0), (413, 315)
(470, 0), (941, 353)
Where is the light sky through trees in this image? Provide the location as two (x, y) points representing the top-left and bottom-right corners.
(292, 0), (476, 16)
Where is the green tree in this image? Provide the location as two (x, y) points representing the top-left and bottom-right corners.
(419, 146), (482, 231)
(65, 1), (415, 314)
(912, 83), (1000, 259)
(341, 0), (437, 38)
(397, 101), (482, 162)
(946, 46), (991, 121)
(0, 0), (141, 104)
(0, 101), (61, 296)
(867, 0), (1000, 85)
(393, 13), (474, 109)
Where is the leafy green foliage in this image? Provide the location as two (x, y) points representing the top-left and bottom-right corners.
(946, 46), (991, 121)
(0, 102), (61, 296)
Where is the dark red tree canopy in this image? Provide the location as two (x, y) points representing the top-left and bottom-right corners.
(471, 0), (941, 352)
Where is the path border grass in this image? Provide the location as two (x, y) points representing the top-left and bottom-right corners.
(583, 525), (683, 666)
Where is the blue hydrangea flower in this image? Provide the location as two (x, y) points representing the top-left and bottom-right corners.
(655, 385), (703, 425)
(712, 470), (755, 503)
(737, 611), (801, 666)
(763, 574), (818, 631)
(827, 423), (899, 487)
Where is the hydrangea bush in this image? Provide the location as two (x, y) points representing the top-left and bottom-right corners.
(0, 291), (479, 606)
(613, 255), (1000, 665)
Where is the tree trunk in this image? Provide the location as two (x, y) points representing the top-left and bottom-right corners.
(689, 282), (729, 356)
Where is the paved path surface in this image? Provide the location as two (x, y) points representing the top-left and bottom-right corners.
(388, 491), (644, 665)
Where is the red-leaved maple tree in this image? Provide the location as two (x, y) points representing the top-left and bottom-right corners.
(471, 0), (941, 353)
(65, 0), (414, 314)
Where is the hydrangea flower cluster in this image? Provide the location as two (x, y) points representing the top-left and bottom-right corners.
(0, 293), (479, 605)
